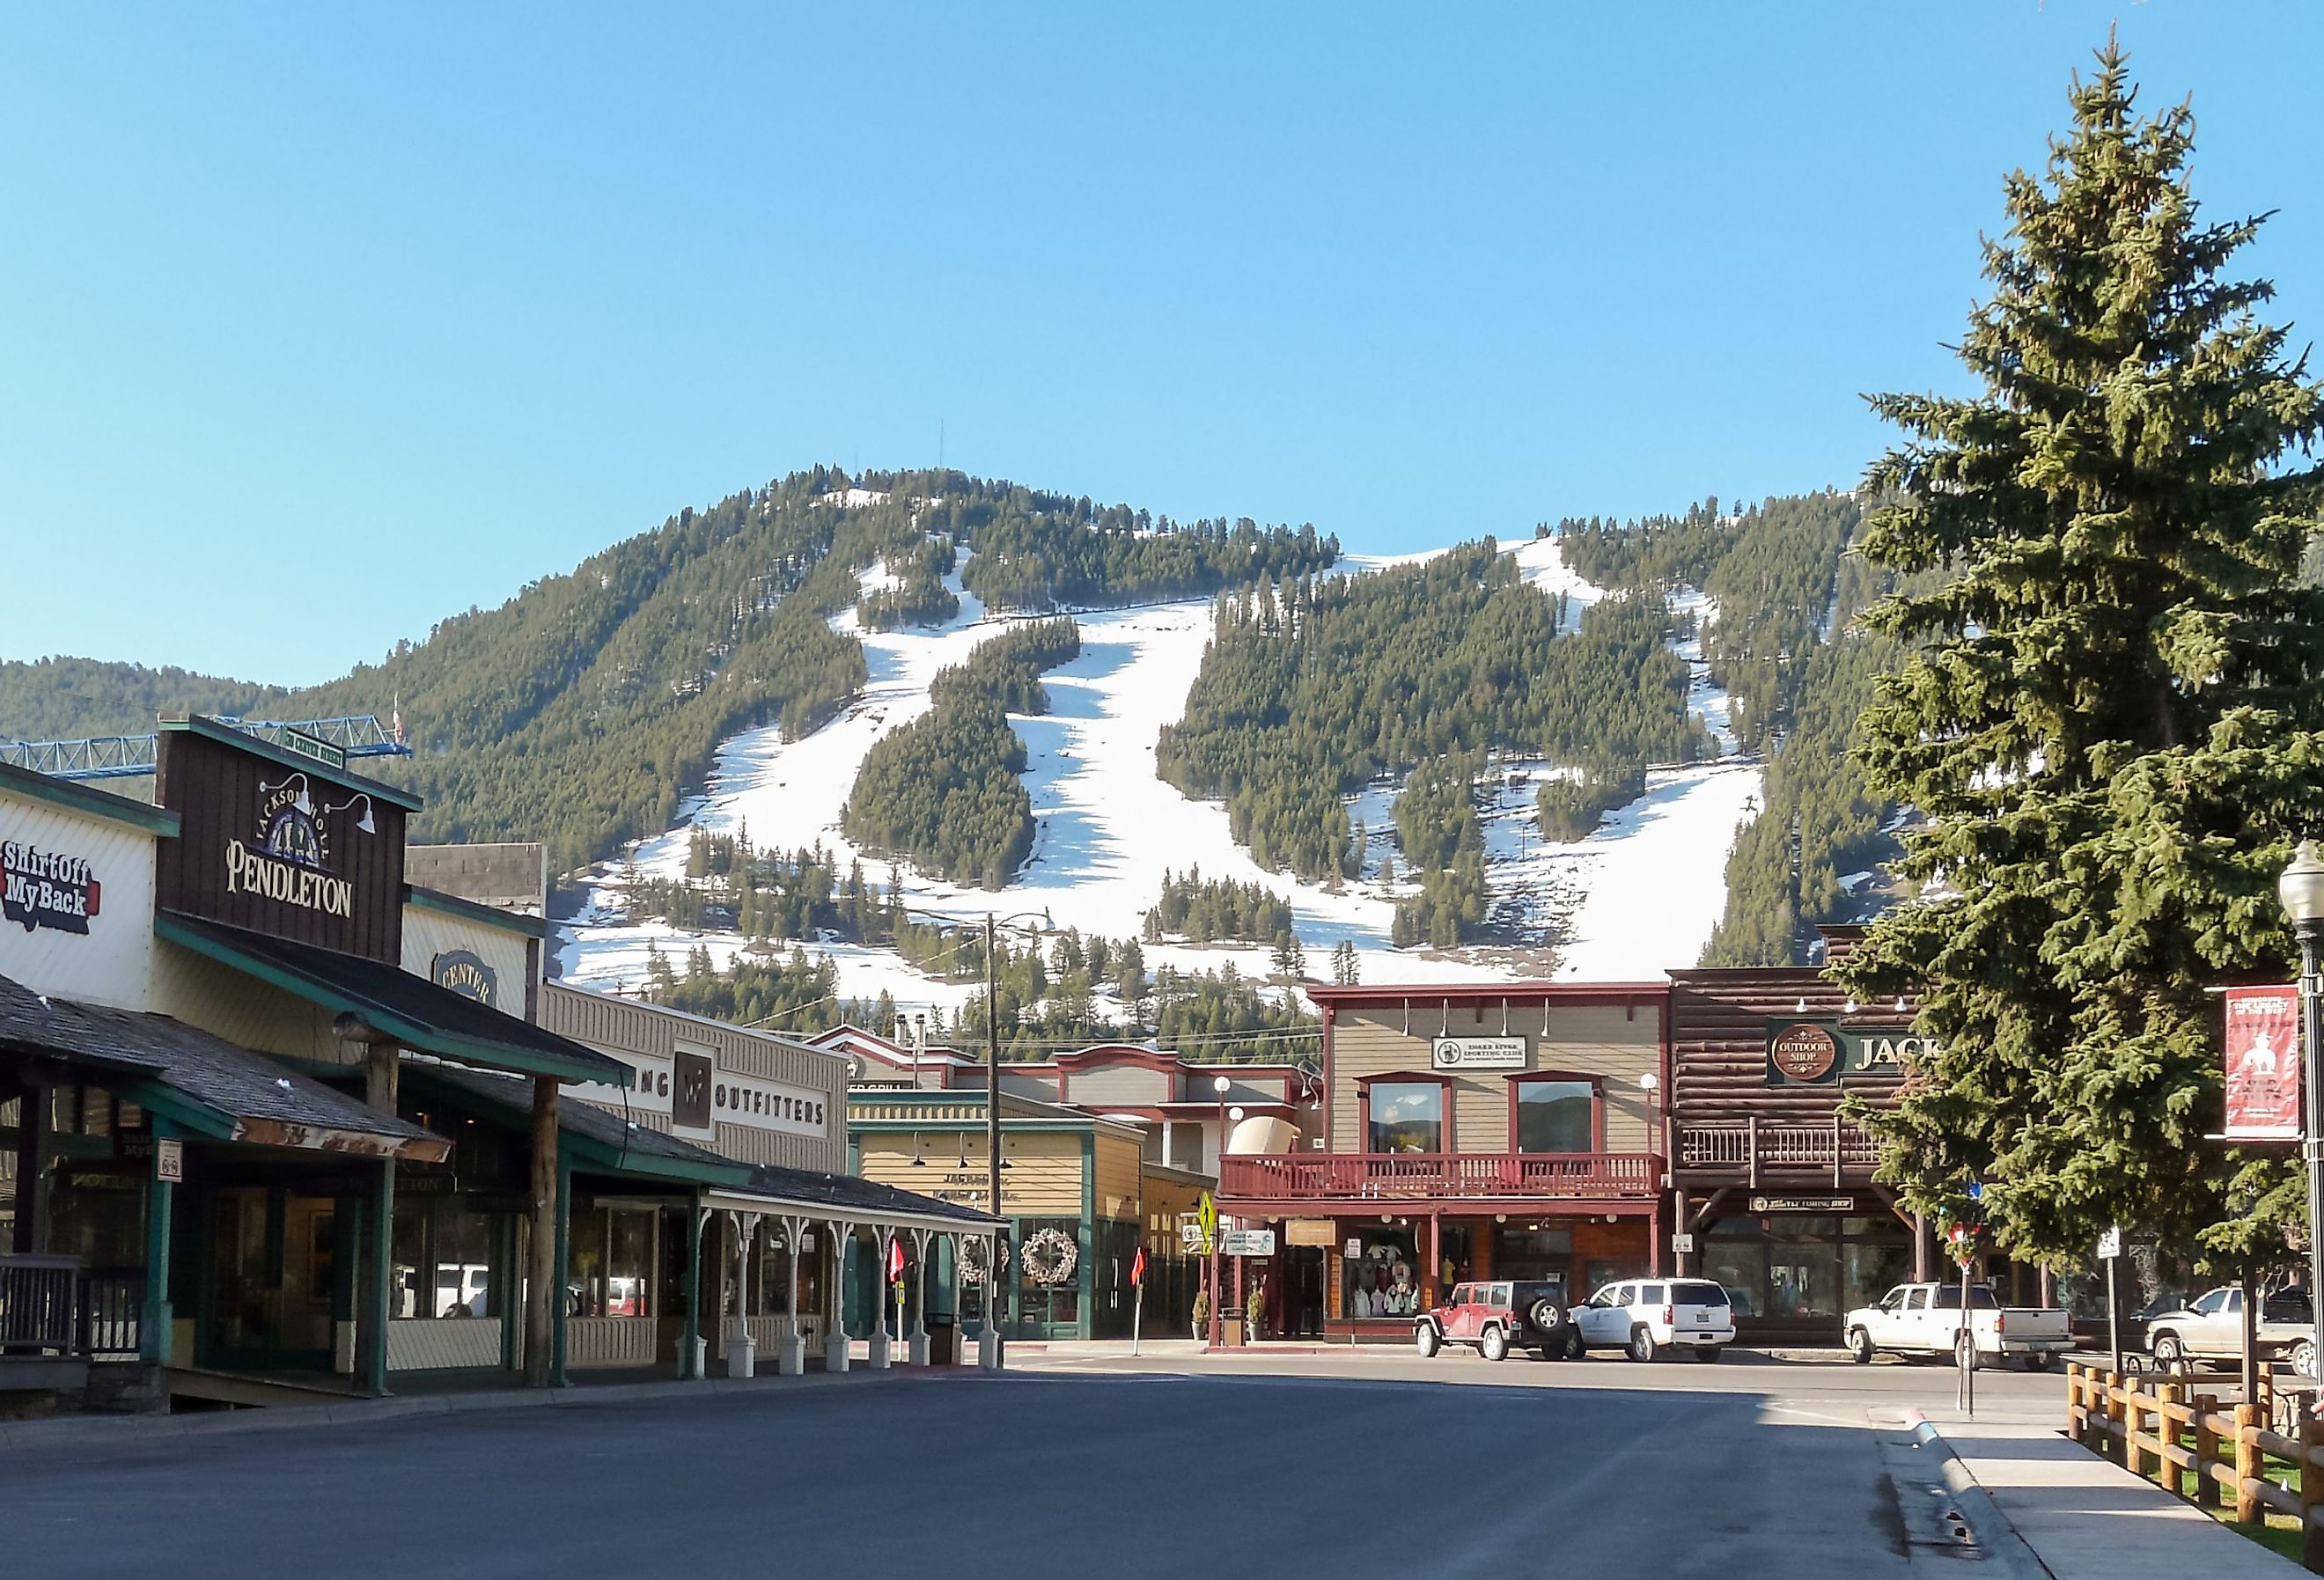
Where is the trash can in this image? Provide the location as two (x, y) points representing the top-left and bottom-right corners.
(928, 1314), (958, 1366)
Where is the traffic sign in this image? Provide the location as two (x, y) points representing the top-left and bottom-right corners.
(1180, 1221), (1205, 1253)
(1196, 1191), (1218, 1255)
(2097, 1226), (2122, 1260)
(1220, 1229), (1276, 1258)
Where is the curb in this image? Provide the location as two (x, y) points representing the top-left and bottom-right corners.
(1901, 1410), (2054, 1579)
(0, 1365), (992, 1454)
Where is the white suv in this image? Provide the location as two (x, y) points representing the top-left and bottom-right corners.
(1574, 1278), (1737, 1362)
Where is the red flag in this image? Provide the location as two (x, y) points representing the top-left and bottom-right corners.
(2225, 985), (2302, 1140)
(1131, 1246), (1147, 1287)
(888, 1237), (905, 1281)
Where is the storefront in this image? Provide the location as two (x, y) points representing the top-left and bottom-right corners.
(1220, 982), (1669, 1341)
(849, 1088), (1160, 1342)
(1666, 937), (1933, 1342)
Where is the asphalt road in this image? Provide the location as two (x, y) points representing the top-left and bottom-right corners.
(0, 1354), (2061, 1579)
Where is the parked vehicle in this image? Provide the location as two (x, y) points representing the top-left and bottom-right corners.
(2142, 1287), (2316, 1376)
(1843, 1282), (2073, 1370)
(1572, 1279), (1736, 1362)
(1413, 1280), (1576, 1362)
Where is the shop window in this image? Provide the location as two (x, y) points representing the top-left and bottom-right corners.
(392, 1199), (498, 1320)
(1511, 1077), (1597, 1153)
(567, 1205), (656, 1319)
(1342, 1224), (1422, 1317)
(1364, 1082), (1445, 1154)
(753, 1221), (823, 1319)
(1492, 1225), (1573, 1283)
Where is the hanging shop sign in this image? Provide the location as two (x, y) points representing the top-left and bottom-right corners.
(1432, 1035), (1526, 1071)
(1285, 1217), (1337, 1247)
(2223, 984), (2302, 1141)
(430, 949), (500, 1007)
(1763, 1020), (1937, 1084)
(3, 841), (101, 934)
(1748, 1194), (1853, 1214)
(154, 1137), (184, 1184)
(1220, 1229), (1276, 1257)
(156, 724), (407, 961)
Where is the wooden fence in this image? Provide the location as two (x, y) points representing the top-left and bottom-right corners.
(2066, 1359), (2324, 1569)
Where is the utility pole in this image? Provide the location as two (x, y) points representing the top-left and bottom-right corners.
(985, 912), (1004, 1371)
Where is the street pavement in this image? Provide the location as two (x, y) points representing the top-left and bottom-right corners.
(0, 1349), (2235, 1579)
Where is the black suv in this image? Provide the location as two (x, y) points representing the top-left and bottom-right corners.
(1414, 1279), (1581, 1362)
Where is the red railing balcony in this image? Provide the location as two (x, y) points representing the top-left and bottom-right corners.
(1218, 1151), (1662, 1205)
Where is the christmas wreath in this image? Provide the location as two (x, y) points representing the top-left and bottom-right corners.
(1021, 1228), (1078, 1287)
(959, 1235), (1011, 1286)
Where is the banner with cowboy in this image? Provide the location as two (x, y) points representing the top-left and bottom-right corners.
(2224, 984), (2302, 1140)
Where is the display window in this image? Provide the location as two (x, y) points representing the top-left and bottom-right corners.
(1511, 1076), (1598, 1153)
(566, 1204), (657, 1318)
(1364, 1080), (1446, 1154)
(1342, 1224), (1422, 1317)
(390, 1199), (497, 1320)
(752, 1220), (823, 1318)
(1703, 1213), (1912, 1320)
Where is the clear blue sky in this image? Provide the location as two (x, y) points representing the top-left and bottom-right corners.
(4, 4), (2318, 684)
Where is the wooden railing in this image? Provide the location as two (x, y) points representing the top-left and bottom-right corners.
(78, 1268), (144, 1358)
(2066, 1359), (2324, 1570)
(0, 1255), (81, 1354)
(1677, 1119), (1881, 1184)
(1219, 1151), (1661, 1203)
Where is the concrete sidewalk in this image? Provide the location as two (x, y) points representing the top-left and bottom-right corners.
(1894, 1399), (2304, 1577)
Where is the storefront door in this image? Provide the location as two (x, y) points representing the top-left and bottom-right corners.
(199, 1184), (348, 1371)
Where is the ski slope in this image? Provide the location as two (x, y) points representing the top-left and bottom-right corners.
(558, 538), (1763, 1010)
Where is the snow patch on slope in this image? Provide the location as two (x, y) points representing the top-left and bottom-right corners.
(559, 534), (1762, 1006)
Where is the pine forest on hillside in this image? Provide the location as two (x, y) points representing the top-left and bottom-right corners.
(841, 616), (1083, 887)
(0, 471), (1330, 876)
(1157, 542), (1710, 934)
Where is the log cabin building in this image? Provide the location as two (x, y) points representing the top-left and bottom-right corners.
(1666, 927), (1931, 1345)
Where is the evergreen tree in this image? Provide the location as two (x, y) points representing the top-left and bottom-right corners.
(1835, 42), (2324, 1271)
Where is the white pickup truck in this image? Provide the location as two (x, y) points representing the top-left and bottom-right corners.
(1844, 1282), (2074, 1370)
(2142, 1287), (2316, 1376)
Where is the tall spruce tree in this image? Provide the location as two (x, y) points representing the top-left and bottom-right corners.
(1836, 42), (2324, 1272)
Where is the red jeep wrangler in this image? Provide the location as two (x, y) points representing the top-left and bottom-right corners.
(1414, 1279), (1580, 1362)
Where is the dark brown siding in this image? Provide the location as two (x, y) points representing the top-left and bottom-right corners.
(156, 728), (407, 962)
(1667, 970), (1908, 1130)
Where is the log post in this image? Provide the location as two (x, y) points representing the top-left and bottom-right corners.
(2235, 1402), (2263, 1525)
(2159, 1380), (2181, 1494)
(2194, 1393), (2220, 1510)
(525, 1076), (559, 1388)
(2303, 1416), (2324, 1572)
(2102, 1371), (2121, 1466)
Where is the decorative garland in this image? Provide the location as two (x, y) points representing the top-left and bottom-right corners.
(1021, 1228), (1078, 1287)
(959, 1236), (1011, 1286)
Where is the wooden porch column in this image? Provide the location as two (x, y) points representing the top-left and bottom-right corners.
(1911, 1212), (1931, 1282)
(525, 1076), (559, 1388)
(363, 1156), (392, 1395)
(362, 1041), (398, 1394)
(825, 1220), (854, 1371)
(1650, 1198), (1664, 1278)
(1424, 1213), (1443, 1311)
(680, 1194), (704, 1380)
(13, 1077), (51, 1254)
(141, 1116), (177, 1365)
(908, 1227), (932, 1365)
(1673, 1189), (1691, 1278)
(550, 1153), (571, 1386)
(778, 1214), (807, 1376)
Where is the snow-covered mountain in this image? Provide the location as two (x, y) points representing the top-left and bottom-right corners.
(556, 534), (1763, 1015)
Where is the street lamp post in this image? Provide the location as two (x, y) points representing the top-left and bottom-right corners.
(888, 900), (1047, 1371)
(1211, 1074), (1231, 1349)
(2278, 840), (2324, 1388)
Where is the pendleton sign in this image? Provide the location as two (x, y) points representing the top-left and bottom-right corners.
(154, 718), (413, 962)
(1763, 1020), (1935, 1085)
